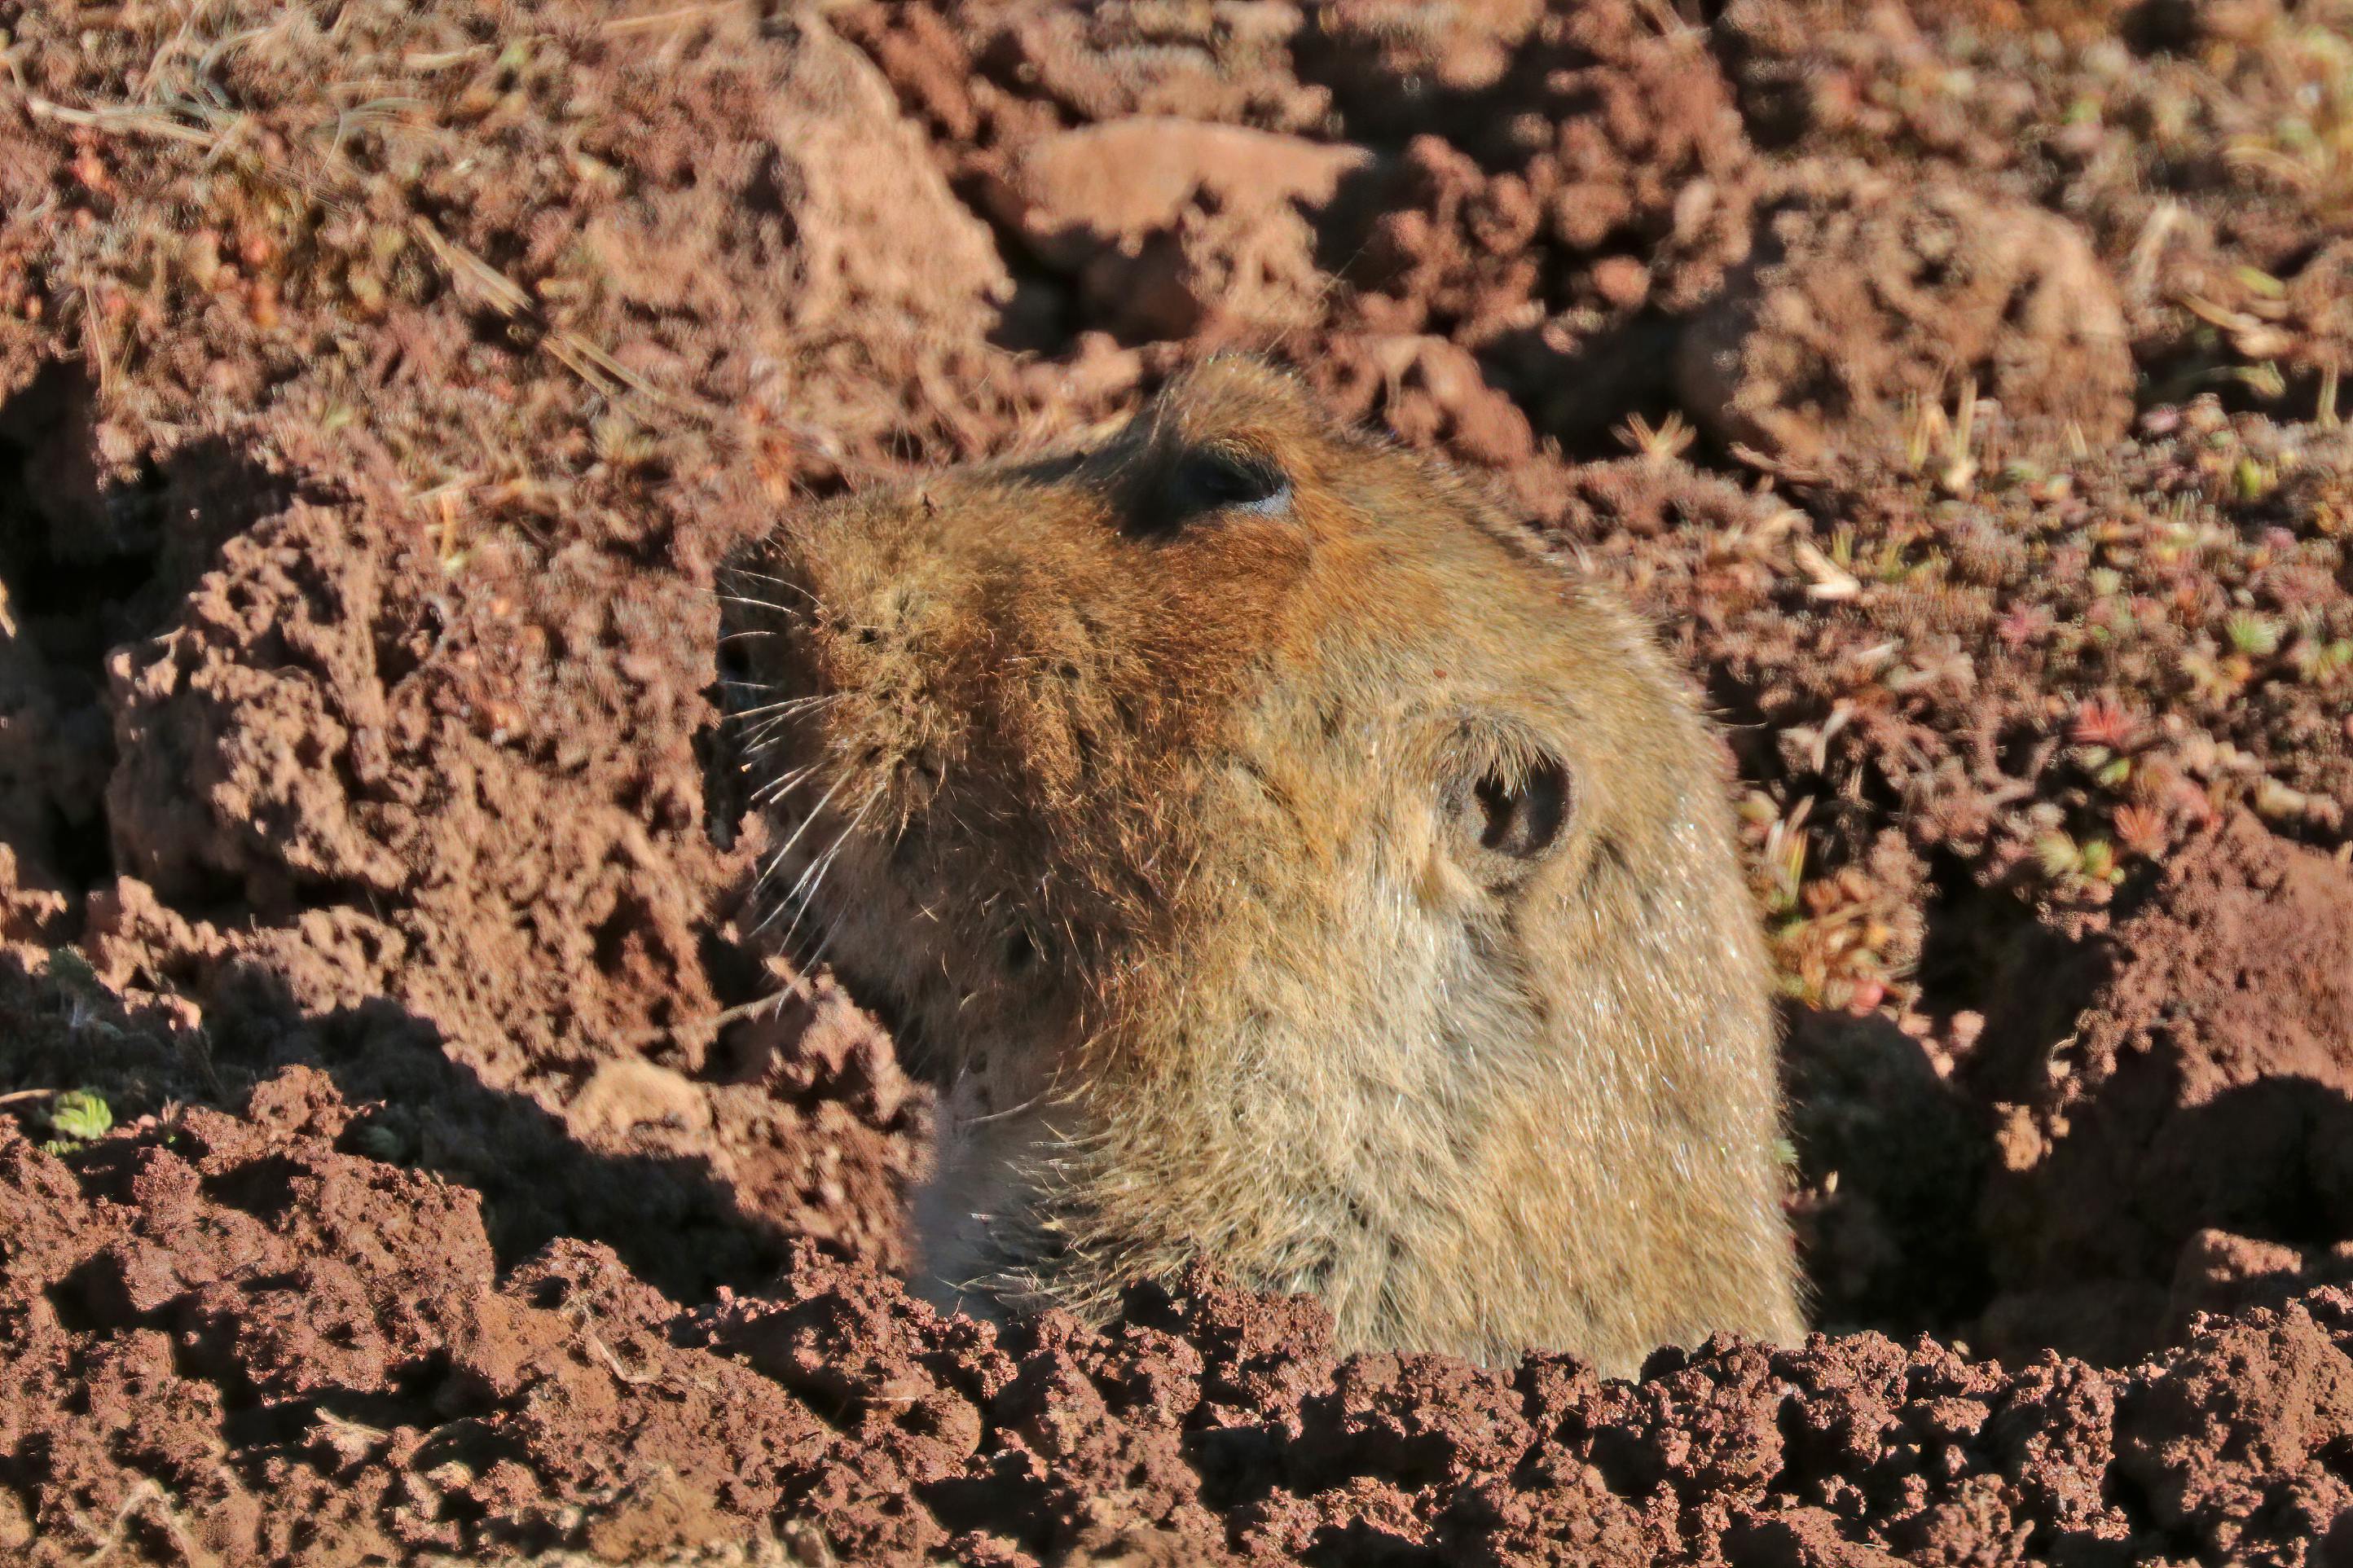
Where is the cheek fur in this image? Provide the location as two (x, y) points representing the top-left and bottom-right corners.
(1410, 802), (1477, 913)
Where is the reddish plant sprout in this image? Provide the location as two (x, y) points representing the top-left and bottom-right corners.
(2070, 694), (2142, 751)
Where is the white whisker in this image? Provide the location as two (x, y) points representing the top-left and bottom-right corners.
(719, 569), (820, 608)
(752, 797), (867, 939)
(790, 797), (881, 964)
(715, 592), (810, 618)
(728, 693), (840, 727)
(758, 777), (847, 876)
(751, 762), (823, 807)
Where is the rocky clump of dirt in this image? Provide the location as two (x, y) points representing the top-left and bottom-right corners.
(1676, 164), (2136, 465)
(974, 120), (1370, 343)
(1711, 0), (2353, 403)
(1977, 812), (2353, 1367)
(8, 1069), (2353, 1565)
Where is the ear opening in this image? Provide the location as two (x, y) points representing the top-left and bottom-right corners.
(1472, 756), (1570, 859)
(1441, 729), (1576, 889)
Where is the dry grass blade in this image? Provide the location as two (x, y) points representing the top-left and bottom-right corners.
(1792, 538), (1863, 601)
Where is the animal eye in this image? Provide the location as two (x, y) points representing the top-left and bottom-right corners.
(1170, 446), (1291, 520)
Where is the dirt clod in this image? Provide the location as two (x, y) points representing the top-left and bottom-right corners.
(1678, 164), (2136, 465)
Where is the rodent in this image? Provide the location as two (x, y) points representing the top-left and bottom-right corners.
(722, 357), (1805, 1374)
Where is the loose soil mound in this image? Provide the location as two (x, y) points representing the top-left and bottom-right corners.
(3, 0), (2352, 1562)
(9, 1072), (2353, 1565)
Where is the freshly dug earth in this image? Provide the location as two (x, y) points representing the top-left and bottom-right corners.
(3, 0), (2352, 1563)
(10, 1075), (2353, 1565)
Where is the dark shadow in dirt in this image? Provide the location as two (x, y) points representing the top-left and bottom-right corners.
(1914, 854), (2103, 1100)
(1977, 1072), (2353, 1366)
(1781, 1004), (1992, 1341)
(2, 944), (797, 1308)
(244, 977), (796, 1305)
(0, 361), (300, 919)
(0, 362), (297, 677)
(1307, 154), (1405, 275)
(1300, 1524), (1438, 1568)
(0, 948), (222, 1122)
(1484, 316), (1692, 459)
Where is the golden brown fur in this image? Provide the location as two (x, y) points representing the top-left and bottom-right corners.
(722, 358), (1804, 1374)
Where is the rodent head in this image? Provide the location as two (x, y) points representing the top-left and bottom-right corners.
(723, 357), (1782, 1351)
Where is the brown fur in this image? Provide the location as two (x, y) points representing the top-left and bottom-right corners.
(722, 358), (1804, 1374)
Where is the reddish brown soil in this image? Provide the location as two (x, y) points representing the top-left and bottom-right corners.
(3, 0), (2352, 1562)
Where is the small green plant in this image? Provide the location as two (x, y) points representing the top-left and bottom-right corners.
(2292, 636), (2353, 684)
(2233, 456), (2277, 502)
(2232, 265), (2287, 299)
(2034, 831), (2083, 879)
(46, 946), (99, 992)
(2033, 831), (2126, 890)
(40, 1088), (112, 1154)
(2226, 611), (2282, 657)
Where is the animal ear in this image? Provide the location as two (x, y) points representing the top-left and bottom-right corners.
(1440, 737), (1574, 889)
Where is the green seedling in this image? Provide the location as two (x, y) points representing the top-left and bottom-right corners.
(2227, 611), (2283, 657)
(40, 1088), (113, 1154)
